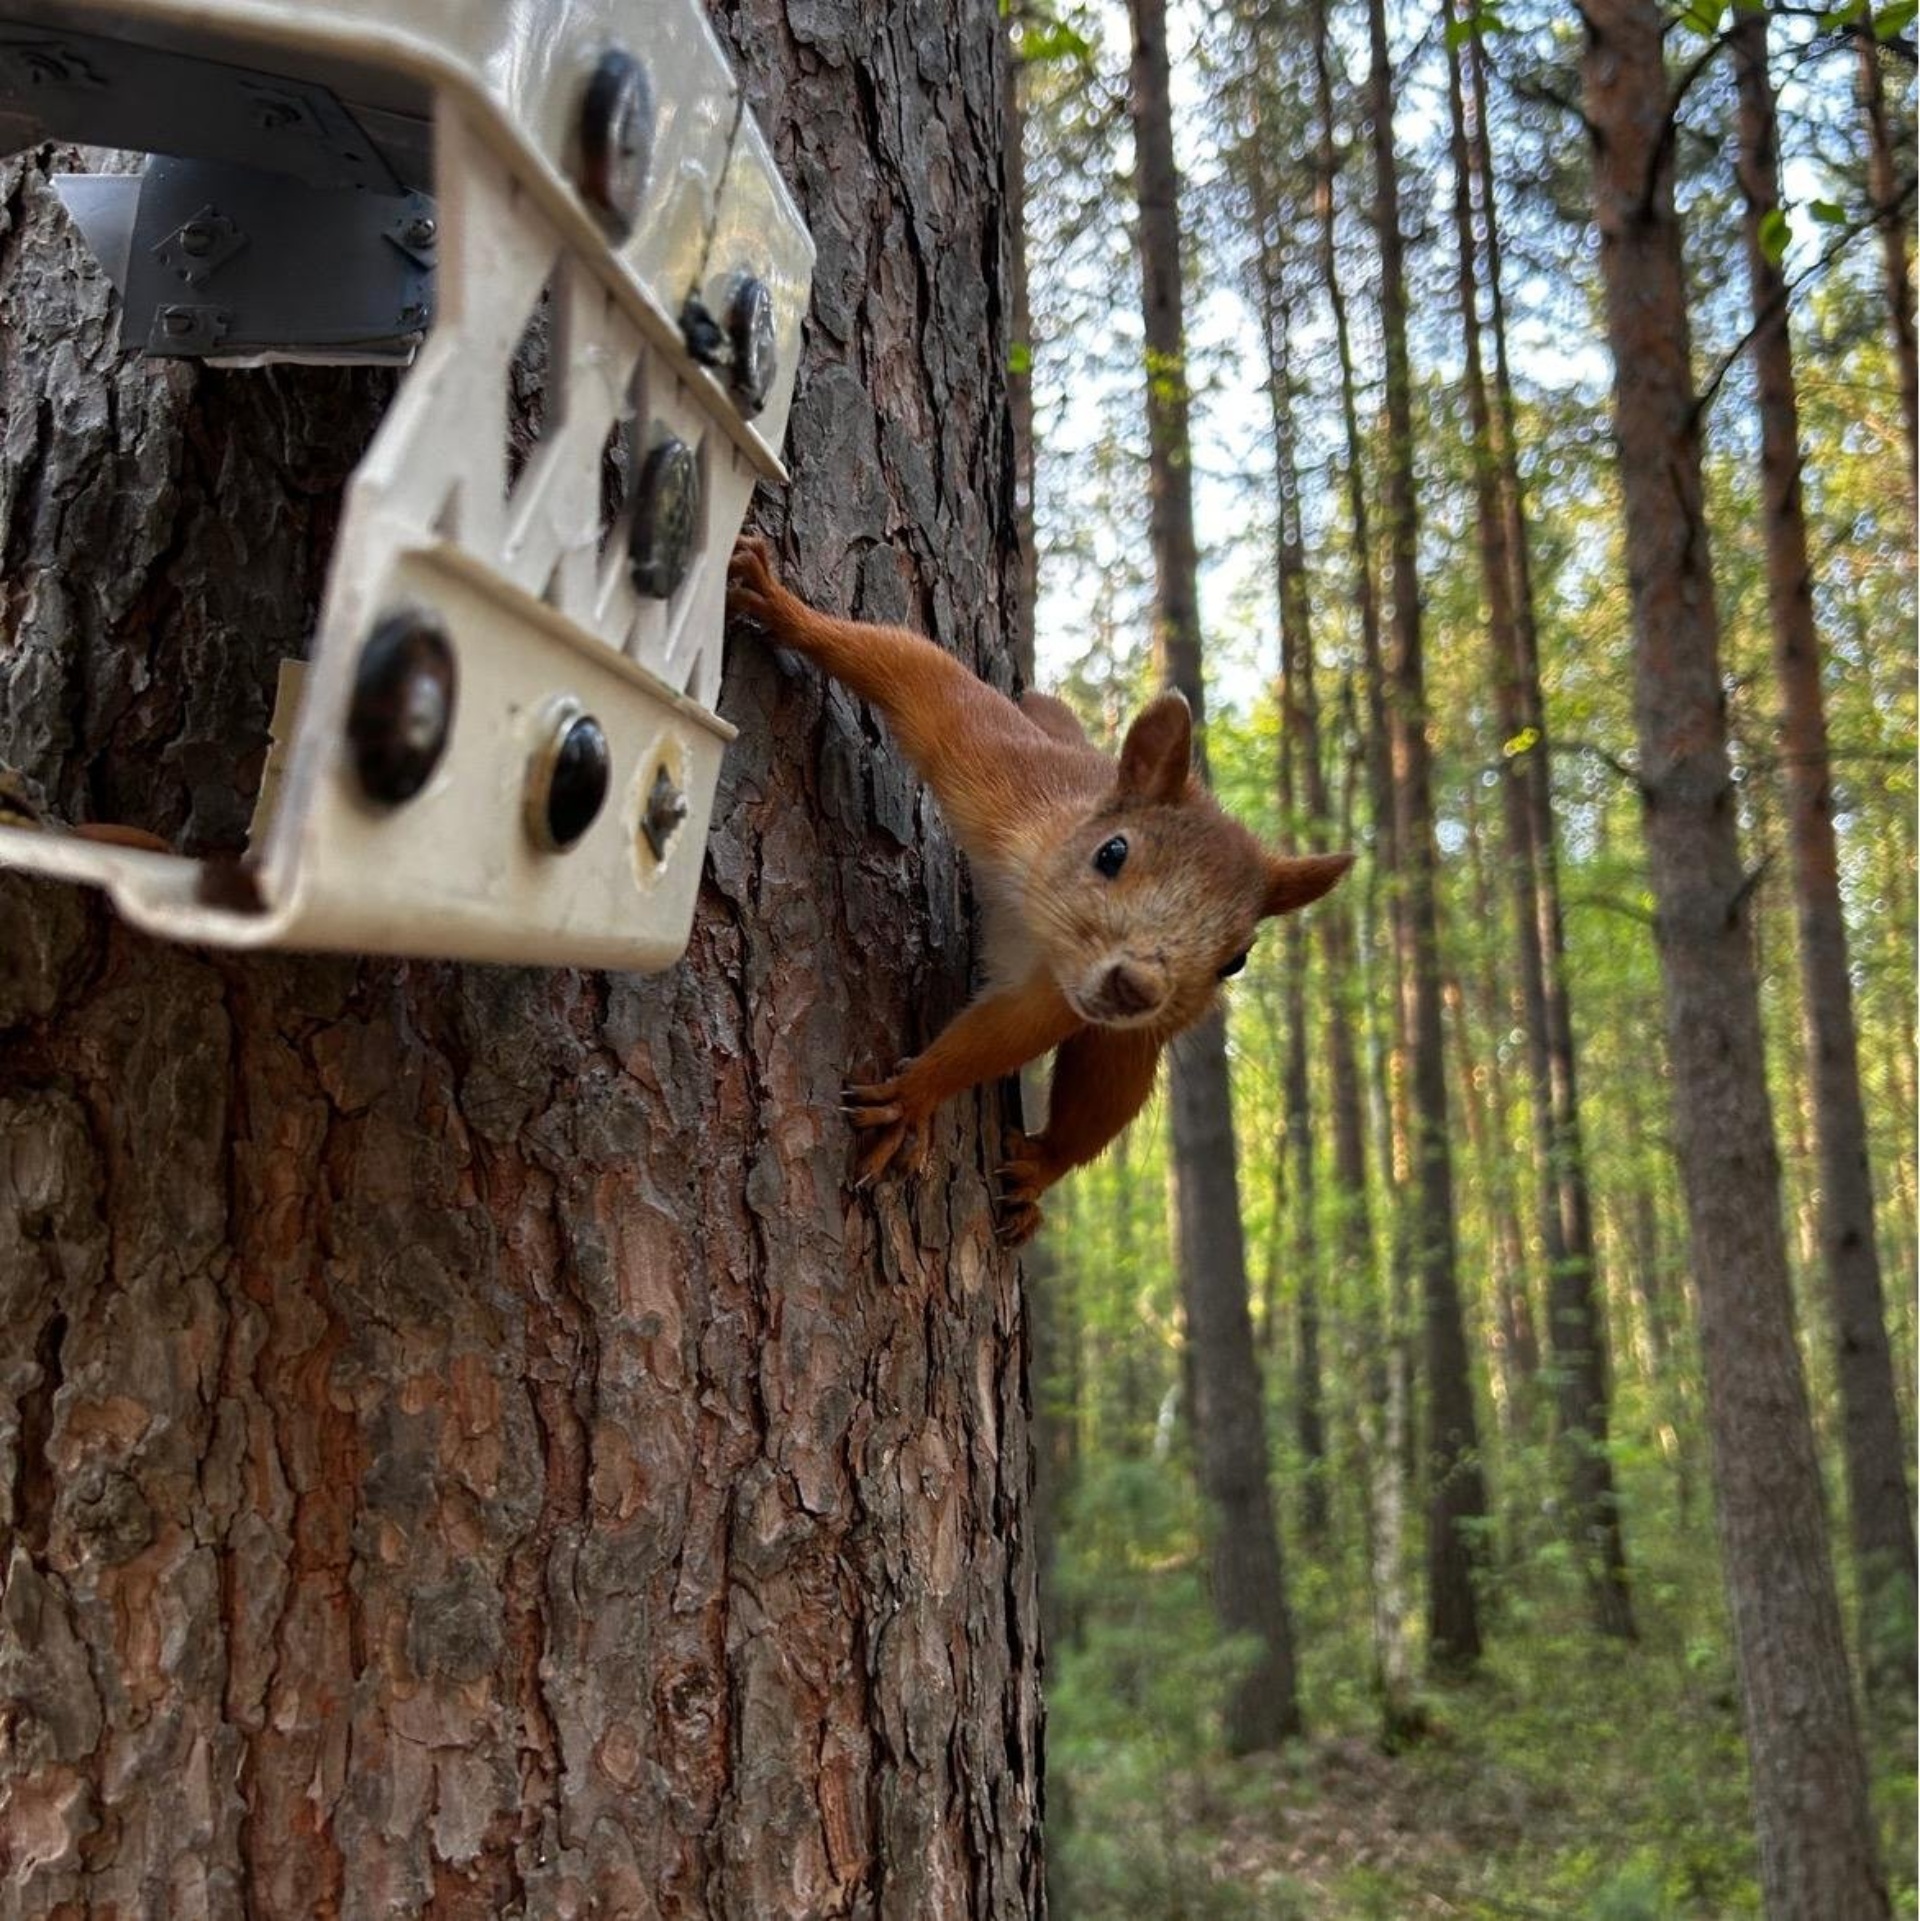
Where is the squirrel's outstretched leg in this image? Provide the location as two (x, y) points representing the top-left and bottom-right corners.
(846, 971), (1082, 1187)
(996, 1025), (1162, 1245)
(729, 536), (1046, 853)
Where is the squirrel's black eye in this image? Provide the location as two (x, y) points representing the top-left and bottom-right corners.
(1218, 950), (1250, 980)
(1093, 835), (1129, 879)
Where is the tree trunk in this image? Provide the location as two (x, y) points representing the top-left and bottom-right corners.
(1365, 0), (1487, 1674)
(1581, 1), (1889, 1910)
(1308, 0), (1415, 1738)
(1254, 208), (1329, 1546)
(0, 3), (1047, 1912)
(1446, 0), (1632, 1639)
(1732, 7), (1918, 1710)
(1128, 0), (1301, 1754)
(1854, 11), (1918, 530)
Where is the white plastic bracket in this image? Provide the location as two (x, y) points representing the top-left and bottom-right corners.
(0, 0), (812, 969)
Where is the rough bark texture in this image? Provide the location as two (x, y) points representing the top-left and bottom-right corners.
(1732, 9), (1917, 1709)
(1365, 0), (1486, 1674)
(1445, 2), (1631, 1640)
(0, 2), (1046, 1913)
(1129, 0), (1301, 1754)
(1581, 3), (1889, 1912)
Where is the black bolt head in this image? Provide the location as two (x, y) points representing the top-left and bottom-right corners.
(578, 48), (654, 235)
(348, 611), (456, 805)
(536, 712), (611, 851)
(728, 277), (777, 416)
(629, 437), (701, 600)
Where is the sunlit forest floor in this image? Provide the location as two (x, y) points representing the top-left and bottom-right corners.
(1047, 1445), (1919, 1918)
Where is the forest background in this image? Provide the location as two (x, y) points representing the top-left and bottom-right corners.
(1007, 0), (1919, 1912)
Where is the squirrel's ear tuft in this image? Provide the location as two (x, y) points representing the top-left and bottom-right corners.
(1117, 691), (1193, 803)
(1263, 851), (1355, 919)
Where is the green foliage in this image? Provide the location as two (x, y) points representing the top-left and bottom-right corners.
(1021, 0), (1918, 1909)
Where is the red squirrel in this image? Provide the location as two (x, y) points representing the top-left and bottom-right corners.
(727, 535), (1353, 1244)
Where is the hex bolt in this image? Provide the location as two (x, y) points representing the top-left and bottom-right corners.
(179, 223), (214, 258)
(528, 709), (611, 852)
(347, 610), (457, 806)
(629, 437), (701, 600)
(403, 215), (437, 249)
(642, 766), (690, 862)
(727, 276), (777, 417)
(577, 48), (655, 236)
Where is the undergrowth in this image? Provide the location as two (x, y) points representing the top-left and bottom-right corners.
(1046, 1449), (1918, 1919)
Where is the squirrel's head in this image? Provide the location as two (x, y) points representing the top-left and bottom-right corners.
(1029, 691), (1353, 1035)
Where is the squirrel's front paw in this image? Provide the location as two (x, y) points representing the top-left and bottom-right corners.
(845, 1072), (930, 1186)
(994, 1130), (1058, 1247)
(727, 534), (787, 632)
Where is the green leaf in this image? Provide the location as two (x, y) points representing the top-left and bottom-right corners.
(1018, 19), (1094, 64)
(1008, 340), (1034, 377)
(1445, 15), (1475, 46)
(1818, 0), (1867, 25)
(1810, 198), (1849, 224)
(1677, 0), (1724, 37)
(1759, 207), (1791, 265)
(1876, 0), (1917, 35)
(1503, 727), (1541, 758)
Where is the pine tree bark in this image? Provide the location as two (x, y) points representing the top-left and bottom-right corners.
(0, 3), (1046, 1912)
(1128, 0), (1301, 1754)
(1445, 0), (1632, 1639)
(1308, 0), (1415, 1736)
(1581, 0), (1889, 1909)
(1732, 7), (1917, 1710)
(1365, 0), (1487, 1673)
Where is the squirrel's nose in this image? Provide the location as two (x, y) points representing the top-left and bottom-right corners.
(1096, 962), (1161, 1020)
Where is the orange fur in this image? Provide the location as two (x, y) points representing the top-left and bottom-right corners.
(729, 536), (1353, 1244)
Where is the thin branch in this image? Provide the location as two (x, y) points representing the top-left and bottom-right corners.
(1695, 177), (1919, 422)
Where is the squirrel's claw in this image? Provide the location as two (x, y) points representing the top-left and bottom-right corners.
(846, 1072), (928, 1186)
(852, 1118), (927, 1187)
(994, 1197), (1045, 1247)
(995, 1128), (1057, 1243)
(727, 534), (786, 630)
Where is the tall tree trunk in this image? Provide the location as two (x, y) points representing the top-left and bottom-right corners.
(1366, 0), (1487, 1674)
(1854, 10), (1918, 528)
(1446, 0), (1633, 1640)
(1450, 787), (1540, 1437)
(0, 3), (1047, 1912)
(1308, 0), (1416, 1741)
(1128, 0), (1301, 1754)
(1581, 1), (1890, 1910)
(1732, 8), (1918, 1710)
(1254, 199), (1330, 1547)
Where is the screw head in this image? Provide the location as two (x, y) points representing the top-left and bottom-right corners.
(179, 223), (214, 257)
(641, 765), (691, 862)
(578, 48), (654, 235)
(629, 436), (701, 600)
(528, 709), (611, 852)
(727, 277), (777, 416)
(161, 308), (194, 336)
(348, 610), (456, 805)
(403, 214), (437, 249)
